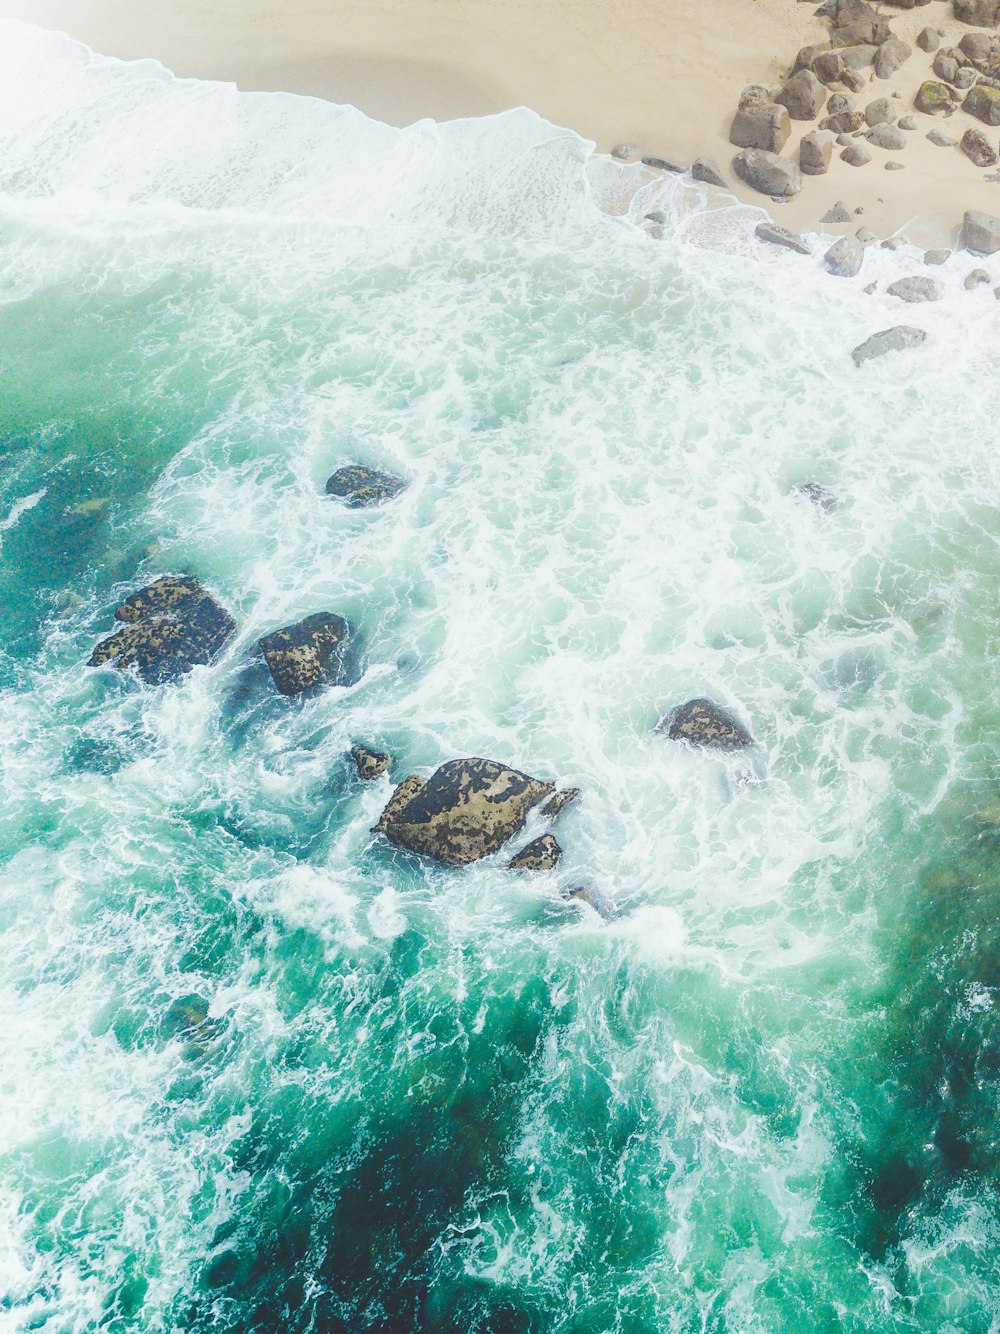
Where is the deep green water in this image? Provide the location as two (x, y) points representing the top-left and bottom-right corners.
(3, 22), (1000, 1334)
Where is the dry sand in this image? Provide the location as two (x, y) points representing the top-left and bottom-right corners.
(2, 0), (999, 242)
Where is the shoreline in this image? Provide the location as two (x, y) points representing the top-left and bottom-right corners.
(0, 1), (999, 247)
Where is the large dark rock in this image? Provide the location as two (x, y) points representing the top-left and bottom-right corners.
(372, 758), (554, 866)
(508, 835), (562, 871)
(259, 612), (351, 696)
(657, 699), (754, 751)
(88, 576), (236, 684)
(325, 465), (406, 507)
(733, 149), (803, 197)
(851, 326), (927, 365)
(801, 130), (835, 175)
(730, 93), (791, 153)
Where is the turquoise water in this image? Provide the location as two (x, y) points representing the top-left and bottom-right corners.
(3, 21), (1000, 1332)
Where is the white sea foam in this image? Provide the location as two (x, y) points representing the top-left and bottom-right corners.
(1, 18), (1000, 1332)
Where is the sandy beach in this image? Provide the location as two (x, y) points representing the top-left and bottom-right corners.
(2, 0), (1000, 242)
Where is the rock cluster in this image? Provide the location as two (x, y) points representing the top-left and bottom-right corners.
(88, 576), (236, 685)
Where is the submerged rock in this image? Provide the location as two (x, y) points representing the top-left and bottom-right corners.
(88, 576), (236, 685)
(325, 465), (406, 507)
(259, 612), (351, 696)
(541, 787), (581, 820)
(851, 326), (927, 365)
(351, 744), (390, 781)
(798, 482), (839, 511)
(611, 142), (639, 161)
(372, 758), (554, 866)
(508, 834), (562, 871)
(965, 266), (992, 285)
(657, 699), (754, 751)
(162, 994), (221, 1045)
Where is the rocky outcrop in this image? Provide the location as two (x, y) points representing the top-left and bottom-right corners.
(824, 236), (865, 276)
(325, 465), (406, 507)
(259, 612), (351, 696)
(372, 758), (554, 865)
(541, 787), (581, 820)
(351, 744), (389, 781)
(657, 699), (753, 751)
(886, 276), (943, 301)
(88, 576), (236, 684)
(508, 834), (562, 871)
(733, 149), (803, 197)
(851, 326), (927, 365)
(755, 222), (812, 254)
(963, 208), (1000, 251)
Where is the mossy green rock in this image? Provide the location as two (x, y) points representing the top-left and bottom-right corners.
(914, 80), (957, 115)
(259, 612), (351, 696)
(88, 575), (236, 684)
(373, 758), (554, 865)
(964, 83), (1000, 125)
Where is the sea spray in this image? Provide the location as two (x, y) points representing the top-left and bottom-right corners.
(1, 19), (1000, 1332)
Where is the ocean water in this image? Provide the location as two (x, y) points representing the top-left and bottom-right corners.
(2, 20), (1000, 1332)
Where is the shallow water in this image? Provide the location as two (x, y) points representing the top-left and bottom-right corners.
(2, 21), (1000, 1333)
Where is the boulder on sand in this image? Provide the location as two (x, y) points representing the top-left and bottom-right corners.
(88, 576), (236, 685)
(962, 126), (999, 164)
(259, 611), (352, 696)
(801, 130), (835, 175)
(914, 80), (957, 115)
(776, 69), (827, 119)
(964, 83), (1000, 124)
(733, 149), (803, 197)
(730, 94), (791, 153)
(325, 465), (406, 507)
(692, 156), (727, 186)
(372, 757), (555, 865)
(953, 0), (1000, 26)
(657, 699), (754, 751)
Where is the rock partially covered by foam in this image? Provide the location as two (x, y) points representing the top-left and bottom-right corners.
(88, 575), (236, 684)
(963, 209), (1000, 252)
(851, 326), (927, 365)
(372, 758), (554, 865)
(325, 465), (406, 507)
(508, 834), (562, 871)
(657, 699), (754, 751)
(259, 612), (351, 696)
(351, 744), (390, 781)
